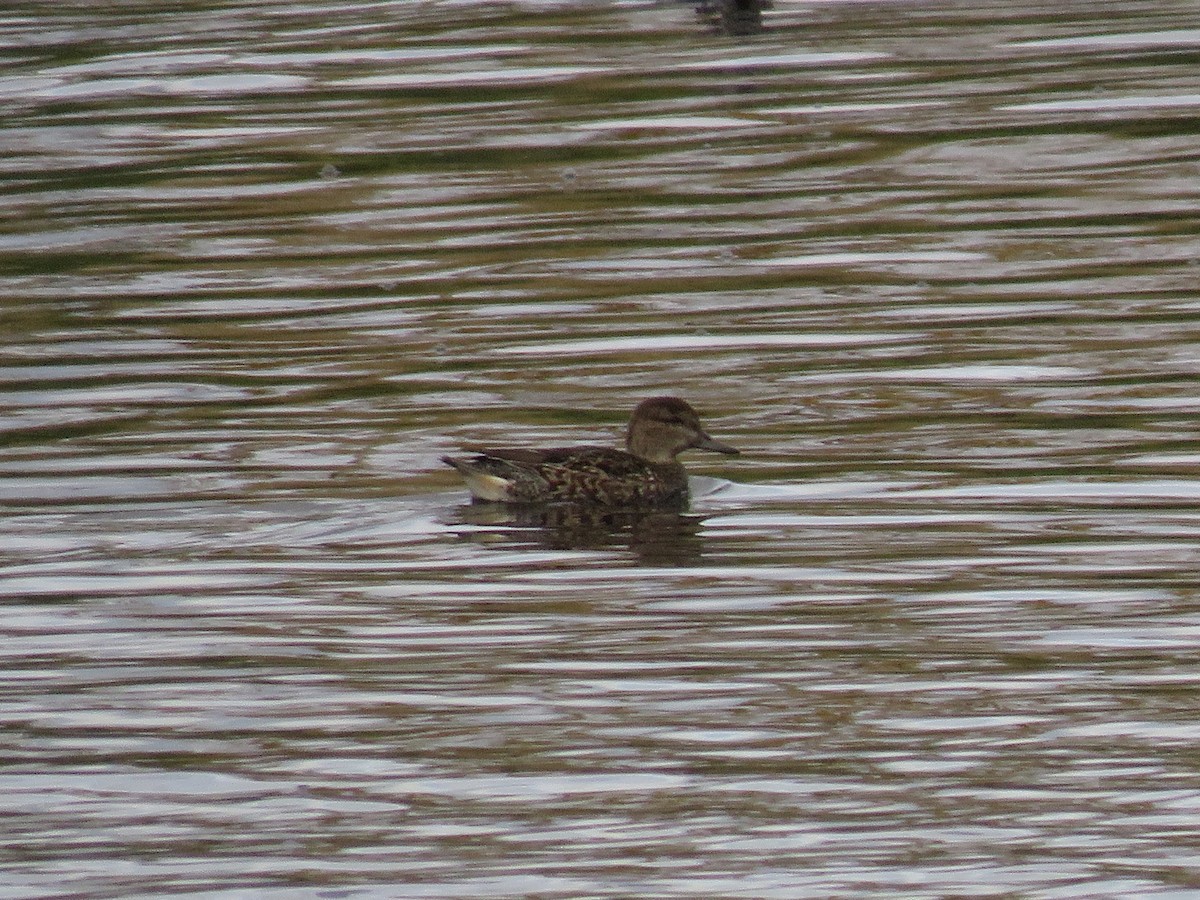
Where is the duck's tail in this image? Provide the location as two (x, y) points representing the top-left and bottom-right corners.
(442, 455), (515, 502)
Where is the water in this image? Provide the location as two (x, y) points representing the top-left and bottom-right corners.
(5, 0), (1200, 896)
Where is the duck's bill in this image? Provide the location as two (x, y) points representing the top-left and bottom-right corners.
(693, 432), (740, 455)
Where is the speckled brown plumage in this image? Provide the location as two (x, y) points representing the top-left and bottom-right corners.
(442, 397), (739, 506)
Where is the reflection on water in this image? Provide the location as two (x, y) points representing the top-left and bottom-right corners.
(451, 497), (707, 563)
(695, 0), (771, 35)
(6, 0), (1200, 896)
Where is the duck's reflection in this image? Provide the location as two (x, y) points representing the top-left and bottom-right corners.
(450, 500), (707, 565)
(694, 0), (771, 35)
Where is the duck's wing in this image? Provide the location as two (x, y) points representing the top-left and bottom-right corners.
(539, 447), (654, 478)
(460, 444), (611, 467)
(452, 446), (658, 488)
(444, 446), (681, 505)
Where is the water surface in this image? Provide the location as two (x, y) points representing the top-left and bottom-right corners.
(5, 1), (1200, 896)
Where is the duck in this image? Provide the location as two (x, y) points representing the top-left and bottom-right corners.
(442, 396), (739, 505)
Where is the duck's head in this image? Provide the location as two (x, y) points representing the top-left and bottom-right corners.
(625, 396), (740, 464)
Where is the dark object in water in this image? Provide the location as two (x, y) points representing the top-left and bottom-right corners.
(695, 0), (772, 35)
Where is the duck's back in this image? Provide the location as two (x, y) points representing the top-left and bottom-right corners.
(443, 445), (688, 505)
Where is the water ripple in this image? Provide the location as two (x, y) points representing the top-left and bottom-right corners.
(5, 1), (1200, 898)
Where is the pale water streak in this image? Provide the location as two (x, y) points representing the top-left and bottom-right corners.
(4, 0), (1200, 897)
